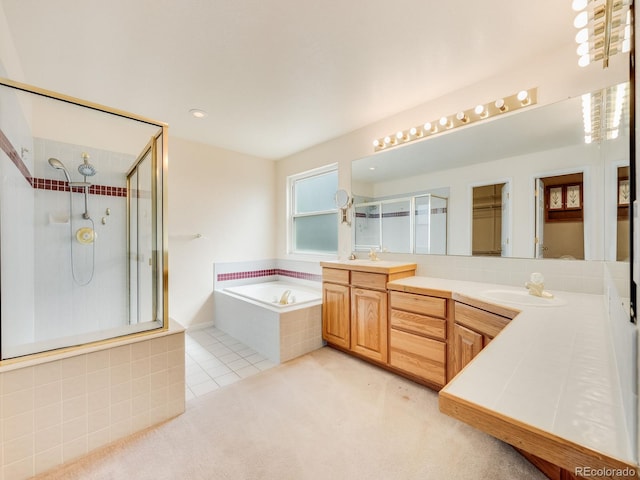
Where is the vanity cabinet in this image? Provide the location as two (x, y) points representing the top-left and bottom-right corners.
(321, 261), (416, 366)
(388, 291), (448, 387)
(351, 284), (388, 362)
(450, 300), (514, 378)
(322, 280), (351, 349)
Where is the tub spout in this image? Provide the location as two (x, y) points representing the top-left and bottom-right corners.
(279, 290), (292, 305)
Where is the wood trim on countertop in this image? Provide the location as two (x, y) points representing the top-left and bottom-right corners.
(439, 391), (638, 480)
(386, 282), (453, 299)
(319, 261), (417, 275)
(452, 292), (520, 319)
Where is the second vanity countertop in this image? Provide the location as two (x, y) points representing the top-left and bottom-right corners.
(386, 276), (636, 470)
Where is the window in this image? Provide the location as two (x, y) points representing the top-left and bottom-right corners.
(289, 165), (338, 254)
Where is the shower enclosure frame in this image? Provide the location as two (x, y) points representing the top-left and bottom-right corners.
(0, 76), (170, 361)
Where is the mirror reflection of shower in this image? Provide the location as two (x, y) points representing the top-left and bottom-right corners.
(48, 153), (97, 285)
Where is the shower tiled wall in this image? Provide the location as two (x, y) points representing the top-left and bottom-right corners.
(28, 138), (136, 345)
(0, 329), (185, 480)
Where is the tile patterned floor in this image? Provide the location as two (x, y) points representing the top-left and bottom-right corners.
(185, 326), (276, 401)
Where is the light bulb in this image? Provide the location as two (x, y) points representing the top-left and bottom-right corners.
(495, 99), (507, 112)
(409, 127), (418, 136)
(423, 122), (434, 133)
(439, 116), (451, 128)
(578, 54), (591, 67)
(396, 131), (404, 141)
(574, 11), (588, 29)
(575, 28), (589, 43)
(572, 0), (587, 11)
(577, 42), (590, 56)
(373, 139), (381, 148)
(456, 111), (468, 122)
(517, 90), (530, 105)
(384, 136), (392, 145)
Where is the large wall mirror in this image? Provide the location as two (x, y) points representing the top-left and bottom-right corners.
(352, 83), (630, 263)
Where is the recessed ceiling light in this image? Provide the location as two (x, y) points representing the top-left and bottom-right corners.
(189, 108), (208, 119)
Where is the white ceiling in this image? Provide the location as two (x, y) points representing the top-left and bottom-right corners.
(1, 0), (576, 159)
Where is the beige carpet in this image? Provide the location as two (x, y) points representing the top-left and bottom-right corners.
(34, 347), (545, 480)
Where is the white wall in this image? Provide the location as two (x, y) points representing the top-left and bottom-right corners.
(168, 137), (276, 329)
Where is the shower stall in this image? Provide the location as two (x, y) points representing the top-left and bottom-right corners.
(0, 78), (168, 360)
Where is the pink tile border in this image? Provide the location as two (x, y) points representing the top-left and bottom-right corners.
(0, 127), (31, 182)
(217, 269), (321, 283)
(31, 177), (127, 197)
(0, 127), (129, 198)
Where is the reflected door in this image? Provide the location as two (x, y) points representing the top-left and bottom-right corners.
(535, 178), (545, 258)
(501, 183), (511, 257)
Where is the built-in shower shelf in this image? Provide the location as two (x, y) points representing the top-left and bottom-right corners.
(48, 213), (70, 225)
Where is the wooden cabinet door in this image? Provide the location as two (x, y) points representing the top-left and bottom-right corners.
(452, 323), (483, 377)
(322, 283), (351, 349)
(350, 288), (388, 363)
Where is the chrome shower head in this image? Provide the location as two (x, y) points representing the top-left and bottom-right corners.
(78, 153), (97, 177)
(48, 157), (71, 183)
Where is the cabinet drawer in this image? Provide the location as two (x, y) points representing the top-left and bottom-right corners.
(390, 309), (446, 340)
(351, 271), (387, 290)
(454, 302), (510, 339)
(389, 329), (446, 386)
(322, 268), (349, 285)
(389, 291), (446, 318)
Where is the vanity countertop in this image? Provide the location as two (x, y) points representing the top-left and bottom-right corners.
(387, 276), (637, 472)
(320, 260), (417, 275)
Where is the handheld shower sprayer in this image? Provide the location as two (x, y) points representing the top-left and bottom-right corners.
(48, 158), (71, 183)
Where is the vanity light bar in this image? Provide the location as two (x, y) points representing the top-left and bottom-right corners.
(581, 82), (628, 143)
(572, 0), (631, 68)
(372, 88), (538, 152)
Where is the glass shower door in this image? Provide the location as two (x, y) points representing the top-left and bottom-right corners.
(128, 139), (157, 325)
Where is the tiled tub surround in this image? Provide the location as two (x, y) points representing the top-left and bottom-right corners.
(214, 282), (323, 364)
(0, 326), (185, 480)
(379, 275), (638, 475)
(213, 260), (324, 364)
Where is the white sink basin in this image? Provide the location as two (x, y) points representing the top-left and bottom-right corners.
(480, 289), (566, 307)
